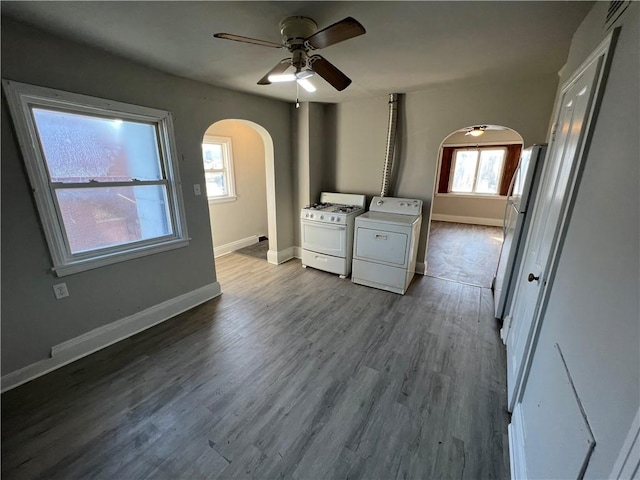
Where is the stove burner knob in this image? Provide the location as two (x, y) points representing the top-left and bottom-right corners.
(305, 213), (309, 218)
(336, 217), (341, 222)
(331, 216), (335, 222)
(320, 215), (324, 220)
(310, 214), (314, 219)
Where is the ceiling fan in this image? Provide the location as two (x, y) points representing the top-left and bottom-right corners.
(214, 16), (366, 93)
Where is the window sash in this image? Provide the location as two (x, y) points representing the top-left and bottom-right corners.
(202, 135), (235, 200)
(449, 147), (506, 195)
(2, 80), (189, 276)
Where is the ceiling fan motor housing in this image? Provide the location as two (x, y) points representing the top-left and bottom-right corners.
(280, 16), (318, 47)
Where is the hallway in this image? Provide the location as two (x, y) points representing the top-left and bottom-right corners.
(426, 221), (503, 288)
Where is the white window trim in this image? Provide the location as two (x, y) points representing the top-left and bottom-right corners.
(202, 135), (236, 203)
(435, 192), (507, 199)
(2, 79), (190, 277)
(448, 147), (507, 195)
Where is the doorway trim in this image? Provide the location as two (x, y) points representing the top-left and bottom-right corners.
(423, 126), (524, 273)
(203, 119), (279, 263)
(234, 120), (278, 261)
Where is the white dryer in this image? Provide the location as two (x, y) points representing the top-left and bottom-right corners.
(352, 196), (423, 295)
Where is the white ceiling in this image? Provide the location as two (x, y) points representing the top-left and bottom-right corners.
(1, 1), (594, 104)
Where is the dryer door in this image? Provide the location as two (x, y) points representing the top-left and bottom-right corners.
(354, 224), (409, 267)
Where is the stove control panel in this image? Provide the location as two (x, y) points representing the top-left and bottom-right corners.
(300, 208), (361, 224)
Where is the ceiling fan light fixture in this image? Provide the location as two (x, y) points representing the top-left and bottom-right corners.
(268, 72), (297, 83)
(466, 126), (487, 137)
(297, 78), (316, 92)
(295, 69), (314, 80)
(214, 16), (364, 94)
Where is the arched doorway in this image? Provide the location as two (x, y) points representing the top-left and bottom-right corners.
(423, 125), (524, 287)
(201, 119), (278, 263)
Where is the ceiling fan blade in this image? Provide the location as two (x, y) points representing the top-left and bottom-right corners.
(305, 17), (366, 50)
(257, 59), (292, 85)
(308, 55), (352, 91)
(213, 33), (284, 49)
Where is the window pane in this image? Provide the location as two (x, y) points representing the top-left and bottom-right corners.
(205, 172), (227, 197)
(56, 185), (172, 254)
(32, 108), (162, 183)
(475, 150), (505, 194)
(451, 151), (478, 193)
(203, 143), (224, 170)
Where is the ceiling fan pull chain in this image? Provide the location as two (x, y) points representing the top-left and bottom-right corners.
(296, 82), (300, 108)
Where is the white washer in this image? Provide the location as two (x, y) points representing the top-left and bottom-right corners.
(351, 196), (423, 294)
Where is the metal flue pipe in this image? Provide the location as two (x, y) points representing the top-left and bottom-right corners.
(380, 93), (399, 197)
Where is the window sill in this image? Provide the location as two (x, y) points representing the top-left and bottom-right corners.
(52, 238), (190, 277)
(208, 195), (237, 204)
(436, 193), (506, 200)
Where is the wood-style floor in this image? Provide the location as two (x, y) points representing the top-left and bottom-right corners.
(426, 221), (504, 288)
(2, 247), (510, 479)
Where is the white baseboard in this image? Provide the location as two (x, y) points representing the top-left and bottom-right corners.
(1, 282), (221, 393)
(431, 214), (503, 227)
(293, 246), (302, 259)
(214, 235), (259, 257)
(267, 247), (295, 265)
(415, 261), (426, 275)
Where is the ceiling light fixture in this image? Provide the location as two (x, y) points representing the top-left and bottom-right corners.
(268, 73), (297, 83)
(466, 126), (487, 137)
(268, 68), (317, 93)
(297, 78), (316, 93)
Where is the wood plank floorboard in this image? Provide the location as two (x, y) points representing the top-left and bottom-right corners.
(2, 252), (510, 479)
(426, 221), (504, 288)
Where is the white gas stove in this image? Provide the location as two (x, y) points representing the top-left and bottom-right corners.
(300, 192), (366, 278)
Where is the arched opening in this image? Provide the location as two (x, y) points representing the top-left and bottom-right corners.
(201, 119), (278, 263)
(423, 125), (524, 287)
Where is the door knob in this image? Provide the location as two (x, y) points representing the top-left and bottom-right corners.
(527, 273), (540, 282)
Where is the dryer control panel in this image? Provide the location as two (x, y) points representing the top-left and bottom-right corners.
(369, 196), (423, 215)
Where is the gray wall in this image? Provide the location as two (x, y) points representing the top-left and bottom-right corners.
(1, 18), (294, 375)
(520, 2), (639, 477)
(293, 102), (329, 247)
(205, 120), (268, 250)
(328, 76), (559, 263)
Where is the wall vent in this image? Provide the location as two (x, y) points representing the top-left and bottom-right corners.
(605, 0), (630, 30)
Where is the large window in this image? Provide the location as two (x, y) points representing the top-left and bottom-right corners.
(3, 80), (189, 276)
(202, 135), (236, 202)
(449, 148), (506, 195)
(437, 144), (522, 197)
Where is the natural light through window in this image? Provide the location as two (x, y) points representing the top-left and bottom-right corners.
(450, 148), (506, 195)
(202, 136), (236, 202)
(2, 80), (189, 276)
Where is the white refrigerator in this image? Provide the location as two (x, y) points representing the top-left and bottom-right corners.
(493, 144), (547, 319)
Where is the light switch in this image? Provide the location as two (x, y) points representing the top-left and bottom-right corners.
(193, 184), (201, 196)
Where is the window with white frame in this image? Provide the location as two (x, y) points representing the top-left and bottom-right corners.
(202, 136), (236, 202)
(449, 148), (506, 195)
(2, 80), (189, 276)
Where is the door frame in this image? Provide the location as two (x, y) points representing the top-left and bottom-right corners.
(505, 28), (620, 411)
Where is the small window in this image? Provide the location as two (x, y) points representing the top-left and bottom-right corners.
(449, 148), (506, 195)
(2, 80), (189, 276)
(202, 136), (236, 202)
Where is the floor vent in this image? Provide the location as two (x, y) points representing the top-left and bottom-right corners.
(605, 0), (630, 30)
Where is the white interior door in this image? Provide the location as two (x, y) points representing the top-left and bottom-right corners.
(505, 55), (605, 411)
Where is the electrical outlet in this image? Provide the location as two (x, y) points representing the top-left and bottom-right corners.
(53, 282), (69, 300)
(193, 184), (201, 196)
